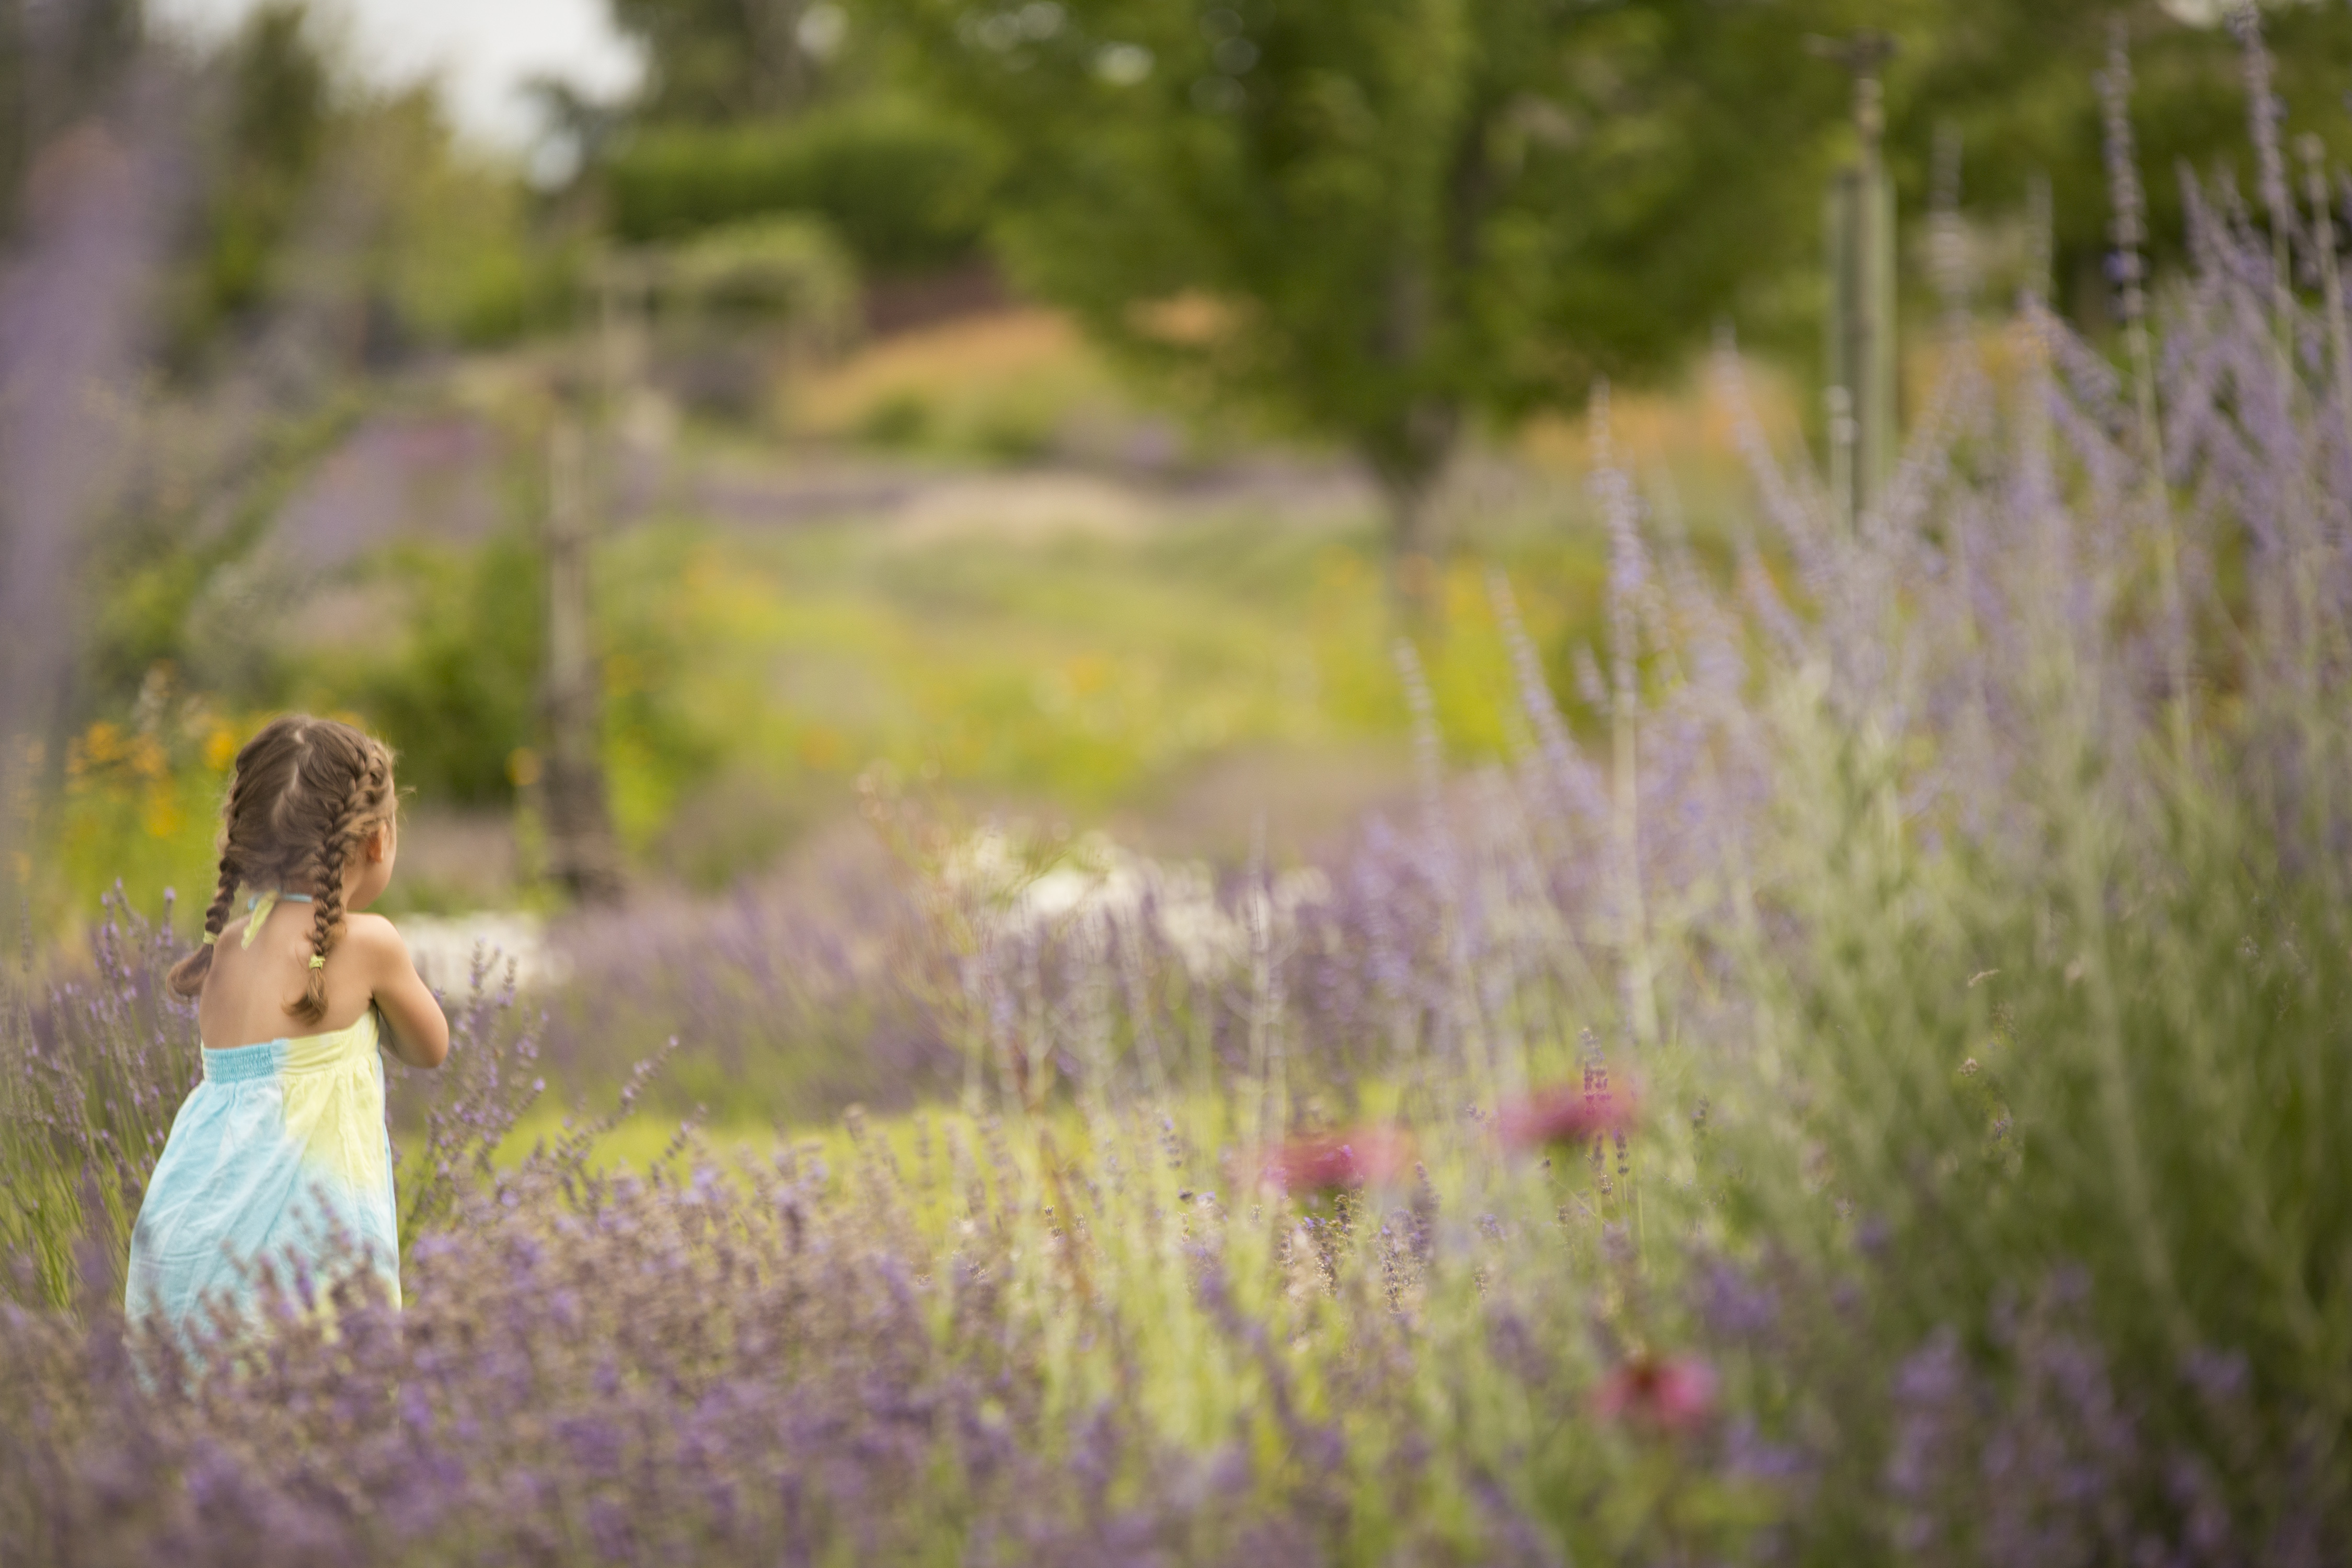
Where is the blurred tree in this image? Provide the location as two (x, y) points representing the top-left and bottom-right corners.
(610, 0), (856, 122)
(871, 0), (1864, 609)
(359, 87), (573, 351)
(597, 1), (999, 275)
(871, 0), (2352, 605)
(166, 0), (331, 357)
(160, 6), (563, 369)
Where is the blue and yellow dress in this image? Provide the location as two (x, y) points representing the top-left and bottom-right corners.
(126, 896), (402, 1335)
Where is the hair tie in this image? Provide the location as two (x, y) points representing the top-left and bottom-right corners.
(201, 932), (217, 946)
(308, 954), (326, 971)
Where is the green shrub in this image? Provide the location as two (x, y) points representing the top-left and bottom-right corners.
(339, 536), (543, 807)
(853, 387), (934, 447)
(665, 216), (860, 333)
(602, 100), (995, 274)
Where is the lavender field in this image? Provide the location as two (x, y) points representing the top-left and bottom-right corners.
(10, 10), (2352, 1568)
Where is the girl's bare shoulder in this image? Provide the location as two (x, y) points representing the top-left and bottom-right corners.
(339, 913), (412, 968)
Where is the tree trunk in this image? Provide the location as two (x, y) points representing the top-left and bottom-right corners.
(541, 419), (625, 905)
(1367, 398), (1460, 629)
(1380, 470), (1444, 627)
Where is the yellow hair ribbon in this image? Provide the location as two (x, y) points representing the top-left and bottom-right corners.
(308, 954), (326, 970)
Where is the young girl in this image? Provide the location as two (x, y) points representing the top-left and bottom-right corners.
(127, 715), (449, 1335)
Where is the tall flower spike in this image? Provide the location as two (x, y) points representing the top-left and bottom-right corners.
(2098, 23), (2149, 331)
(2303, 136), (2352, 480)
(1589, 381), (1649, 710)
(1391, 636), (1452, 883)
(2102, 19), (2190, 757)
(2026, 172), (2053, 307)
(1930, 123), (1969, 328)
(2229, 0), (2299, 382)
(1588, 382), (1658, 1049)
(1488, 570), (1609, 831)
(2228, 2), (2296, 257)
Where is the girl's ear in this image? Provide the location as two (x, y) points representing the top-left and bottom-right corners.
(366, 822), (393, 863)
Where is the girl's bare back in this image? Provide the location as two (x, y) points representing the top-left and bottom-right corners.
(197, 898), (445, 1067)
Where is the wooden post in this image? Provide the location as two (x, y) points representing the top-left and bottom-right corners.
(541, 418), (624, 903)
(1812, 32), (1900, 531)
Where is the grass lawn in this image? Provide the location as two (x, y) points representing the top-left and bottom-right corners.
(587, 504), (1615, 885)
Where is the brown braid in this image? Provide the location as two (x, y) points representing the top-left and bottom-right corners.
(292, 743), (392, 1026)
(165, 715), (399, 1023)
(164, 851), (244, 998)
(164, 716), (294, 998)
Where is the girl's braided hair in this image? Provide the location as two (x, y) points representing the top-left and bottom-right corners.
(166, 715), (398, 1027)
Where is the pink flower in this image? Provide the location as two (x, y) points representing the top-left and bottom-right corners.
(1494, 1084), (1639, 1151)
(1593, 1354), (1717, 1434)
(1258, 1126), (1415, 1195)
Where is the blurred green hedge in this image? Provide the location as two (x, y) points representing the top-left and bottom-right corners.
(349, 536), (544, 807)
(603, 101), (993, 275)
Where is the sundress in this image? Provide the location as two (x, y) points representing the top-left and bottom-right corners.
(125, 903), (402, 1336)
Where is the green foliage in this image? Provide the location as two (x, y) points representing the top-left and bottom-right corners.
(592, 536), (731, 856)
(663, 216), (860, 332)
(866, 0), (1856, 547)
(82, 398), (366, 713)
(568, 507), (1603, 888)
(159, 7), (565, 364)
(289, 522), (728, 845)
(1742, 709), (2352, 1459)
(604, 99), (995, 273)
(787, 307), (1160, 464)
(620, 217), (862, 422)
(168, 2), (335, 356)
(365, 95), (581, 349)
(854, 387), (934, 447)
(841, 1), (2352, 550)
(40, 706), (246, 936)
(340, 536), (544, 807)
(609, 0), (850, 122)
(1883, 3), (2352, 319)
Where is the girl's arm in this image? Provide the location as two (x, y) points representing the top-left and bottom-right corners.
(345, 914), (451, 1069)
